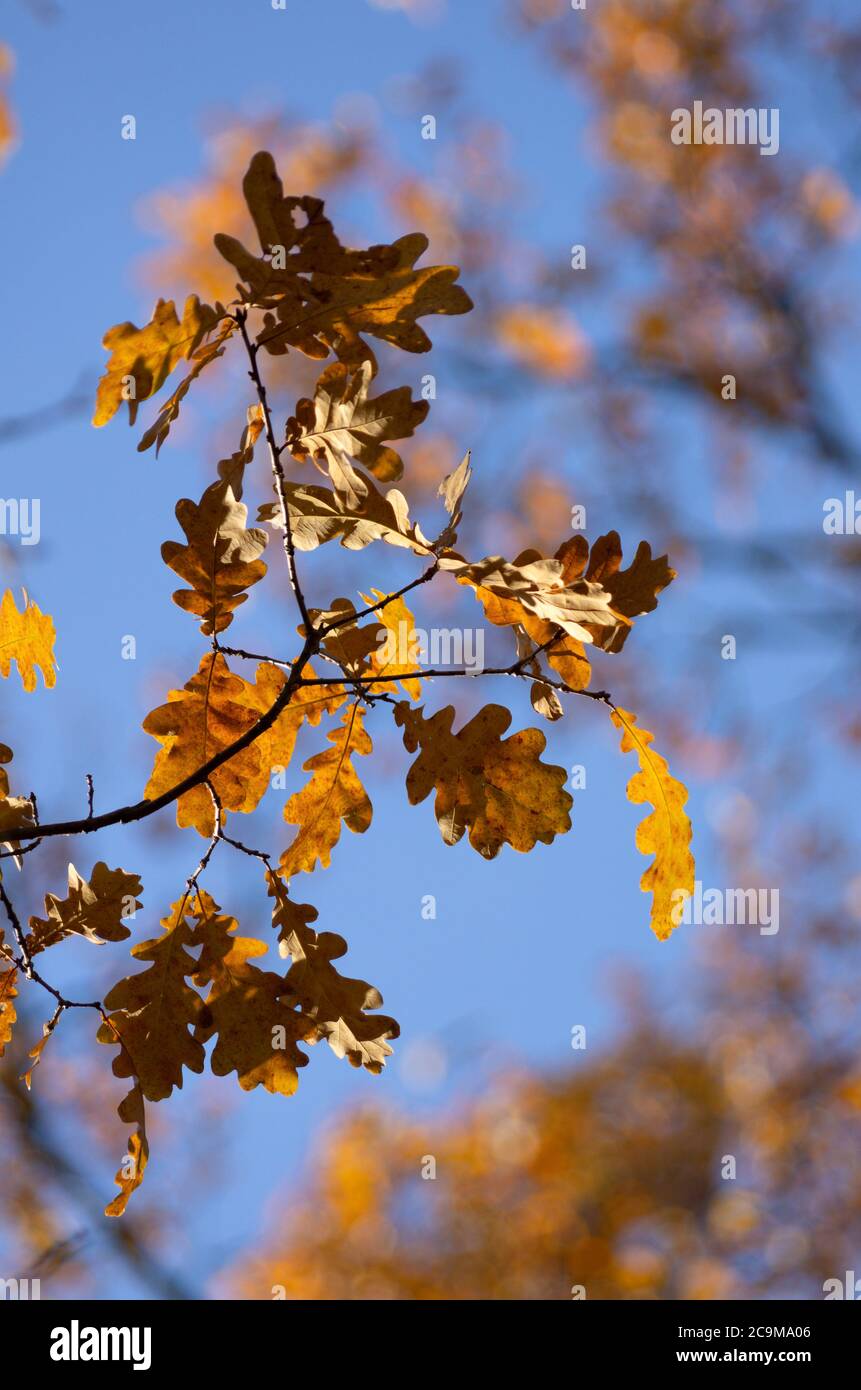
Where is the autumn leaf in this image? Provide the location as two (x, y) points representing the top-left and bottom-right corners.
(394, 702), (573, 858)
(445, 550), (623, 643)
(611, 706), (695, 942)
(27, 862), (143, 956)
(161, 479), (268, 635)
(0, 938), (17, 1060)
(0, 739), (35, 863)
(104, 1081), (149, 1218)
(143, 653), (341, 836)
(585, 531), (675, 654)
(279, 702), (373, 878)
(215, 151), (473, 369)
(268, 872), (399, 1073)
(435, 450), (472, 550)
(136, 316), (236, 454)
(93, 295), (223, 428)
(0, 588), (57, 692)
(286, 360), (429, 482)
(359, 590), (423, 700)
(97, 896), (206, 1101)
(191, 890), (309, 1095)
(260, 452), (432, 554)
(216, 404), (265, 497)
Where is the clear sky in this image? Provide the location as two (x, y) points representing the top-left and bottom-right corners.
(1, 0), (855, 1298)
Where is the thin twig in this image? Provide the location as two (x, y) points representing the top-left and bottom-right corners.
(233, 308), (314, 633)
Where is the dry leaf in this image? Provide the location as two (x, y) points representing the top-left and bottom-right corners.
(395, 702), (572, 858)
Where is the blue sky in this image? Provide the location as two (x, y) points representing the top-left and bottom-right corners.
(2, 0), (854, 1297)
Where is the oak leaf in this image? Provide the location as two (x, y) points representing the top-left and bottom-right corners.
(104, 1081), (149, 1218)
(97, 897), (206, 1101)
(611, 706), (695, 942)
(191, 890), (309, 1095)
(286, 360), (428, 481)
(137, 316), (236, 454)
(395, 702), (573, 858)
(143, 653), (341, 836)
(93, 295), (222, 428)
(27, 862), (143, 956)
(215, 152), (472, 369)
(260, 452), (432, 554)
(161, 479), (268, 635)
(279, 703), (373, 878)
(0, 588), (57, 691)
(267, 873), (399, 1073)
(0, 938), (17, 1060)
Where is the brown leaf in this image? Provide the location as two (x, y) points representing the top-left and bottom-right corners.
(395, 702), (573, 858)
(27, 862), (143, 956)
(143, 653), (342, 837)
(161, 480), (268, 635)
(267, 872), (399, 1073)
(191, 890), (309, 1095)
(215, 151), (472, 370)
(97, 897), (206, 1101)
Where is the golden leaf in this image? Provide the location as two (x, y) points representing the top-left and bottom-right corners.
(161, 479), (268, 635)
(0, 588), (57, 692)
(611, 706), (695, 942)
(143, 653), (340, 837)
(137, 316), (236, 454)
(0, 940), (17, 1059)
(395, 702), (573, 858)
(359, 589), (423, 700)
(93, 294), (222, 428)
(286, 360), (428, 481)
(279, 703), (373, 878)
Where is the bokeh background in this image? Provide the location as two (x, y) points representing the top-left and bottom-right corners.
(1, 0), (861, 1300)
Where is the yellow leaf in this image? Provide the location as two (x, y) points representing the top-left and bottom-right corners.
(611, 706), (695, 942)
(0, 588), (57, 692)
(93, 295), (222, 428)
(137, 316), (236, 454)
(279, 703), (373, 877)
(395, 702), (572, 858)
(143, 653), (340, 837)
(359, 589), (422, 700)
(0, 943), (17, 1059)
